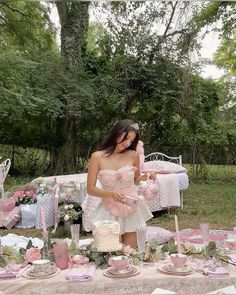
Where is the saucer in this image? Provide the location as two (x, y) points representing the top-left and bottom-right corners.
(23, 267), (59, 279)
(104, 266), (139, 278)
(108, 265), (136, 275)
(158, 264), (194, 276)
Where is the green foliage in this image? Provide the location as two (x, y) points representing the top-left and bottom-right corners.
(161, 239), (230, 263)
(0, 246), (24, 268)
(0, 0), (235, 175)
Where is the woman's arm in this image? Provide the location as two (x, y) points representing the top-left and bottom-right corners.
(134, 152), (156, 185)
(87, 152), (124, 203)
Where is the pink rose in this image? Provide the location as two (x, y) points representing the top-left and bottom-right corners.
(13, 191), (25, 199)
(69, 255), (89, 265)
(25, 248), (41, 263)
(27, 191), (36, 198)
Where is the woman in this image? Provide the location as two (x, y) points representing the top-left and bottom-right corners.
(87, 119), (154, 248)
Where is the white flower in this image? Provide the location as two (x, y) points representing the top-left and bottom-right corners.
(64, 205), (69, 210)
(123, 245), (136, 256)
(69, 204), (74, 209)
(64, 215), (70, 222)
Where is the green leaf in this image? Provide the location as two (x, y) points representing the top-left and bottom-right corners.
(26, 239), (33, 249)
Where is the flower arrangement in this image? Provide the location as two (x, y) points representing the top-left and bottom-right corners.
(161, 239), (231, 263)
(57, 203), (81, 222)
(13, 190), (37, 206)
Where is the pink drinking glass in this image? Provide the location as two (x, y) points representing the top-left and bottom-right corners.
(53, 241), (69, 269)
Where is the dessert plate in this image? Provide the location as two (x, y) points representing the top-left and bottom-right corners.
(158, 264), (194, 276)
(104, 266), (140, 278)
(23, 267), (60, 279)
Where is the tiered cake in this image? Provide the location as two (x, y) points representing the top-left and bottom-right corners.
(92, 220), (123, 252)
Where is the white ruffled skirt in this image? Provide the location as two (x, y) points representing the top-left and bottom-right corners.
(89, 196), (153, 234)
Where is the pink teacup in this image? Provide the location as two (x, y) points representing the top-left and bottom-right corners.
(170, 254), (187, 268)
(108, 256), (132, 271)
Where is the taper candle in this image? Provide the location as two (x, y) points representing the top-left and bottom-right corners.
(174, 214), (182, 254)
(40, 205), (48, 236)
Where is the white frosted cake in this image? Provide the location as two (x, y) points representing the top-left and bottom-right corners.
(92, 220), (123, 252)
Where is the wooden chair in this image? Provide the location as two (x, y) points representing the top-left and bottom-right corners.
(0, 158), (11, 198)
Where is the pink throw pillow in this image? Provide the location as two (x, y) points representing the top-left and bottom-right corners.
(143, 160), (186, 174)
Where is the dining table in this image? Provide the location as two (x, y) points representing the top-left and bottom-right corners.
(1, 261), (236, 295)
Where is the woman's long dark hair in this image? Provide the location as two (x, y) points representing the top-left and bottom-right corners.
(100, 119), (139, 155)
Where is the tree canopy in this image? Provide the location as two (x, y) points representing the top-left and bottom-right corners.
(0, 0), (236, 175)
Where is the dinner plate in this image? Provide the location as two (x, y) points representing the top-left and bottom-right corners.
(104, 266), (140, 278)
(157, 264), (194, 276)
(108, 265), (136, 275)
(23, 267), (60, 279)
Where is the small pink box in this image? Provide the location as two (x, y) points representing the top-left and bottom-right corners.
(2, 207), (21, 229)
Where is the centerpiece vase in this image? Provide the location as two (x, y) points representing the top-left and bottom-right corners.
(64, 221), (73, 236)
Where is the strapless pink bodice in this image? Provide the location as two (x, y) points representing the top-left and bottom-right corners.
(98, 165), (138, 217)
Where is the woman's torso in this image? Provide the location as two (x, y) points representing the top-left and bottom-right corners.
(97, 150), (137, 194)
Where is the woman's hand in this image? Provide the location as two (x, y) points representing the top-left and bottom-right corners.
(111, 192), (125, 203)
(143, 171), (156, 181)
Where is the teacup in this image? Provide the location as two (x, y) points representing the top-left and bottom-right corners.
(32, 259), (56, 274)
(170, 254), (188, 268)
(108, 256), (132, 271)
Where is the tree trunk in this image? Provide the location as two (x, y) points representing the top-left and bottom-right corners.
(48, 1), (89, 175)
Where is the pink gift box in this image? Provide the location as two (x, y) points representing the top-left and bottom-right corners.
(0, 211), (8, 227)
(2, 207), (21, 229)
(0, 197), (15, 212)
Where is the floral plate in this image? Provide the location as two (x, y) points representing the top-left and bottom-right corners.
(104, 265), (140, 278)
(158, 264), (194, 276)
(23, 267), (60, 279)
(108, 265), (136, 275)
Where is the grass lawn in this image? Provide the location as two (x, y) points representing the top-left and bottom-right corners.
(149, 180), (236, 231)
(1, 165), (236, 237)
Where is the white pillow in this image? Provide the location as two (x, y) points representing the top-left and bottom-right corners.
(143, 160), (187, 174)
(146, 226), (174, 245)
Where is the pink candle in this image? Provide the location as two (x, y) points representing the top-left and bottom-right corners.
(174, 214), (182, 254)
(40, 205), (48, 236)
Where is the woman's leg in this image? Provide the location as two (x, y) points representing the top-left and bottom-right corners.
(121, 232), (137, 249)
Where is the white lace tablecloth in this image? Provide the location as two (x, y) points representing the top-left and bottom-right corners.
(1, 263), (236, 295)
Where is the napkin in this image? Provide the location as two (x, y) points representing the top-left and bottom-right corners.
(202, 267), (230, 278)
(66, 262), (97, 282)
(207, 285), (236, 294)
(0, 264), (30, 279)
(228, 254), (236, 265)
(151, 287), (176, 294)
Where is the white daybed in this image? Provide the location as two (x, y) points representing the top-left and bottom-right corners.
(143, 152), (189, 211)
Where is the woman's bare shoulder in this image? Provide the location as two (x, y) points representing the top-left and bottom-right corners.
(128, 149), (138, 157)
(91, 150), (104, 159)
